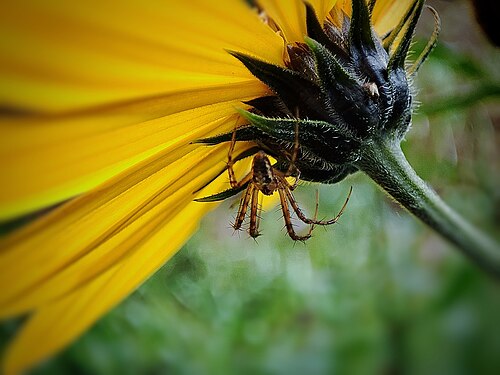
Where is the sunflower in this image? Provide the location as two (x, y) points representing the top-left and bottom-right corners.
(0, 0), (498, 373)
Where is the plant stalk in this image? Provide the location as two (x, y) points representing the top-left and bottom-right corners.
(356, 136), (500, 279)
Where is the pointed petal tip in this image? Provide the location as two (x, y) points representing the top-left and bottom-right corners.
(303, 35), (319, 50)
(388, 0), (425, 71)
(235, 107), (256, 121)
(194, 184), (248, 203)
(349, 0), (376, 49)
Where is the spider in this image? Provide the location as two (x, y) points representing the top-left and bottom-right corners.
(197, 122), (352, 241)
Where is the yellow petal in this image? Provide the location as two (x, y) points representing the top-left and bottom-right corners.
(0, 2), (280, 370)
(1, 141), (253, 374)
(2, 198), (210, 375)
(0, 86), (265, 220)
(0, 0), (286, 220)
(308, 0), (338, 22)
(0, 130), (254, 318)
(0, 0), (283, 112)
(372, 0), (414, 35)
(257, 0), (307, 42)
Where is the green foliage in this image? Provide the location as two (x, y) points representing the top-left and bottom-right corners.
(32, 167), (500, 375)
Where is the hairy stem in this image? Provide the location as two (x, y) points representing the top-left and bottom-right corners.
(356, 136), (500, 279)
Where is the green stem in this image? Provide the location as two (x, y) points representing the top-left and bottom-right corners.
(356, 136), (500, 279)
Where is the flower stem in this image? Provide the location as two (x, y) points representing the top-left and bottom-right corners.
(356, 136), (500, 279)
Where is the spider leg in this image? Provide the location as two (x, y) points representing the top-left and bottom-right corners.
(300, 189), (321, 239)
(233, 184), (254, 231)
(284, 183), (353, 226)
(278, 184), (312, 241)
(232, 171), (253, 189)
(226, 124), (255, 189)
(275, 168), (301, 191)
(277, 175), (314, 224)
(249, 185), (261, 238)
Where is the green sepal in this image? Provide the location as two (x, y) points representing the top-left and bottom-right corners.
(192, 126), (257, 146)
(228, 51), (328, 121)
(237, 108), (355, 141)
(349, 0), (376, 50)
(228, 51), (317, 97)
(304, 36), (358, 88)
(408, 5), (441, 76)
(387, 0), (425, 71)
(305, 37), (381, 135)
(383, 0), (420, 51)
(304, 2), (347, 60)
(237, 109), (361, 164)
(194, 182), (249, 203)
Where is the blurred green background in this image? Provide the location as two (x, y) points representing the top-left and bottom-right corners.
(2, 0), (500, 374)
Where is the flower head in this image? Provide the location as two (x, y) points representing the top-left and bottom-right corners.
(199, 0), (437, 184)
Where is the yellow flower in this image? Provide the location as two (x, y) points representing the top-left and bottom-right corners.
(0, 0), (413, 373)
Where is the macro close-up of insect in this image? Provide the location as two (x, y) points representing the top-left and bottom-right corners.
(196, 120), (352, 241)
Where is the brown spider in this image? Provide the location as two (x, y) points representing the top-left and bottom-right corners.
(222, 124), (352, 241)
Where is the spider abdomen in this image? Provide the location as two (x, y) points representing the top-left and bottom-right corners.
(252, 151), (279, 196)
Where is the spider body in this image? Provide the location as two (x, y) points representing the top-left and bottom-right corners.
(232, 149), (310, 240)
(251, 151), (278, 196)
(196, 127), (351, 241)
